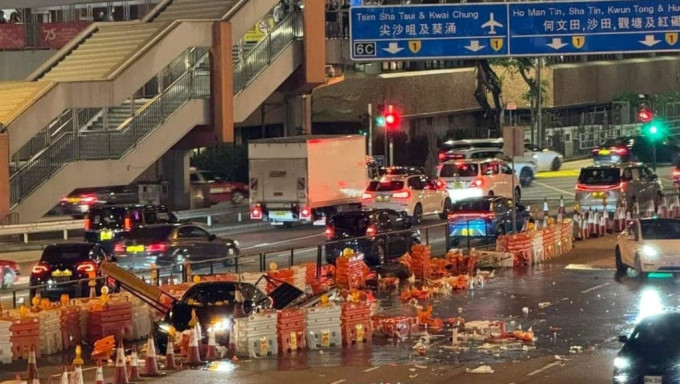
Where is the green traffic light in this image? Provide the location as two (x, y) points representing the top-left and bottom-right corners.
(649, 125), (658, 135)
(375, 116), (386, 127)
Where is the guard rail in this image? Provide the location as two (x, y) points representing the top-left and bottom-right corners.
(0, 204), (246, 244)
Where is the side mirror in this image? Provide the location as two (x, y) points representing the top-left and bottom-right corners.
(208, 234), (217, 241)
(618, 335), (628, 343)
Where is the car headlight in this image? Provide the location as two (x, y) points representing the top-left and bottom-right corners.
(532, 154), (539, 159)
(614, 356), (631, 370)
(158, 322), (171, 333)
(213, 318), (232, 332)
(641, 245), (658, 258)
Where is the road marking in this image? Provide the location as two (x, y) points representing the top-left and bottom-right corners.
(535, 169), (581, 179)
(565, 264), (614, 271)
(363, 367), (380, 372)
(531, 180), (576, 197)
(329, 380), (347, 384)
(526, 361), (562, 376)
(242, 233), (323, 250)
(581, 282), (611, 294)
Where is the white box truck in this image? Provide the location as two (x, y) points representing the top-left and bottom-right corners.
(248, 135), (374, 226)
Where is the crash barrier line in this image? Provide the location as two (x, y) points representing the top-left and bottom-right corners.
(0, 206), (245, 244)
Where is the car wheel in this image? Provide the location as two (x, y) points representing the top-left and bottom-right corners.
(439, 198), (452, 220)
(519, 168), (532, 187)
(413, 204), (423, 224)
(231, 191), (245, 205)
(222, 256), (236, 267)
(1, 269), (15, 290)
(551, 157), (562, 171)
(514, 187), (521, 203)
(374, 244), (386, 266)
(635, 255), (646, 280)
(615, 247), (627, 275)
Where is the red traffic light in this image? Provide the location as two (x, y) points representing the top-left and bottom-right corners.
(638, 108), (653, 122)
(385, 113), (396, 125)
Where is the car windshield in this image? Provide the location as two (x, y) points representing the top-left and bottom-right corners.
(41, 245), (92, 265)
(126, 226), (174, 241)
(629, 315), (680, 348)
(440, 163), (479, 178)
(641, 220), (680, 240)
(451, 200), (493, 212)
(367, 180), (405, 191)
(88, 208), (126, 230)
(602, 138), (630, 147)
(578, 168), (621, 185)
(183, 284), (236, 306)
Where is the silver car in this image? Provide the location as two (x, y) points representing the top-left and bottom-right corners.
(575, 163), (663, 214)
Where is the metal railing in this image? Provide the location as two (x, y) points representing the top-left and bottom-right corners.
(10, 52), (211, 207)
(233, 11), (303, 95)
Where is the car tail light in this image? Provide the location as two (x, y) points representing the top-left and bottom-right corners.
(392, 190), (411, 198)
(611, 147), (628, 155)
(472, 178), (484, 187)
(300, 207), (311, 219)
(146, 243), (168, 253)
(591, 148), (599, 154)
(84, 218), (91, 231)
(672, 169), (680, 179)
(76, 261), (97, 274)
(438, 152), (447, 162)
(124, 217), (132, 231)
(366, 225), (377, 239)
(575, 182), (623, 192)
(251, 206), (263, 220)
(324, 226), (334, 240)
(362, 192), (374, 200)
(31, 263), (49, 275)
(113, 243), (125, 254)
(80, 194), (98, 204)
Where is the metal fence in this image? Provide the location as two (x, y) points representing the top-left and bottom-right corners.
(233, 11), (303, 95)
(1, 219), (500, 308)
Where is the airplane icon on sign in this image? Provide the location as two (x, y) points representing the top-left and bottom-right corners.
(481, 12), (503, 34)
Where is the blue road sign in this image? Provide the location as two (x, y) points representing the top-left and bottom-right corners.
(349, 0), (680, 60)
(349, 4), (509, 61)
(509, 0), (680, 56)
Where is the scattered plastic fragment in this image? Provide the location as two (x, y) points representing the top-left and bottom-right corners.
(466, 365), (495, 374)
(538, 302), (552, 309)
(555, 355), (570, 361)
(521, 307), (529, 315)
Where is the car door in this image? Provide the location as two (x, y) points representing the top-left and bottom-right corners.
(619, 221), (639, 266)
(187, 226), (224, 259)
(421, 176), (440, 213)
(493, 198), (510, 234)
(407, 176), (426, 212)
(525, 144), (548, 170)
(176, 226), (203, 259)
(499, 162), (514, 196)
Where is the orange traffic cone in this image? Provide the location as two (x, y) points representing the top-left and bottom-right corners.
(164, 338), (177, 371)
(186, 325), (203, 366)
(557, 195), (566, 222)
(205, 326), (217, 361)
(142, 335), (162, 377)
(112, 342), (129, 384)
(128, 345), (141, 381)
(95, 361), (104, 384)
(26, 345), (39, 383)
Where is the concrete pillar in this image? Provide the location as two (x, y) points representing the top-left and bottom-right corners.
(162, 150), (190, 211)
(211, 21), (234, 143)
(0, 133), (9, 224)
(284, 94), (312, 136)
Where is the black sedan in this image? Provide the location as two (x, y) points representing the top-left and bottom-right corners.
(614, 312), (680, 383)
(324, 209), (420, 267)
(593, 136), (680, 166)
(448, 196), (530, 245)
(154, 281), (270, 352)
(111, 224), (239, 272)
(30, 243), (109, 300)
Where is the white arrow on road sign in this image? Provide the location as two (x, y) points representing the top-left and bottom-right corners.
(546, 38), (568, 50)
(382, 42), (404, 54)
(464, 40), (486, 52)
(639, 35), (661, 47)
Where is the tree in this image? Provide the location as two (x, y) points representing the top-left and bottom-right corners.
(493, 58), (548, 143)
(473, 60), (503, 136)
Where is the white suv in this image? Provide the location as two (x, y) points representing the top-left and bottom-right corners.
(440, 148), (537, 187)
(362, 175), (451, 223)
(438, 159), (522, 202)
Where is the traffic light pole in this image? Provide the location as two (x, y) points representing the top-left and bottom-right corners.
(367, 103), (373, 156)
(652, 141), (657, 172)
(389, 134), (394, 166)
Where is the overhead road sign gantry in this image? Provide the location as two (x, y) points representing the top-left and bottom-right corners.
(349, 0), (680, 60)
(349, 4), (509, 61)
(509, 0), (680, 56)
